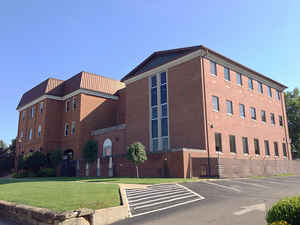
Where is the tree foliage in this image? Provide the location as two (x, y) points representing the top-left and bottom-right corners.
(0, 140), (7, 151)
(24, 151), (48, 173)
(127, 142), (147, 178)
(48, 149), (63, 169)
(82, 140), (98, 163)
(0, 139), (16, 174)
(285, 88), (300, 158)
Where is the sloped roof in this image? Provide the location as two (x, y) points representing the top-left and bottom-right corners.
(17, 71), (125, 110)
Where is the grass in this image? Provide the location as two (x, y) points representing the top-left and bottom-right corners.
(249, 173), (296, 179)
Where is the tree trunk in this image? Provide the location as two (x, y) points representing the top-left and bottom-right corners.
(136, 165), (139, 178)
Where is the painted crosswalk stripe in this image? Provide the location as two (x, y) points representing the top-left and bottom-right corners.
(126, 188), (183, 198)
(128, 190), (187, 203)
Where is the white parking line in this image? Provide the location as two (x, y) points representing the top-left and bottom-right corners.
(201, 181), (241, 192)
(250, 179), (285, 185)
(126, 186), (180, 194)
(176, 183), (205, 199)
(230, 180), (268, 188)
(126, 188), (183, 197)
(128, 190), (187, 203)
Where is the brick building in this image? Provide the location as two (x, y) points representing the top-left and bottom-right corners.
(16, 45), (296, 178)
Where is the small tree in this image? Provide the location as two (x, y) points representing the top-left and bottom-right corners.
(82, 140), (98, 163)
(49, 149), (63, 169)
(127, 142), (147, 178)
(24, 151), (48, 173)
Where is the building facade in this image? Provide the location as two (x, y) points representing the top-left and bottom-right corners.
(16, 45), (296, 178)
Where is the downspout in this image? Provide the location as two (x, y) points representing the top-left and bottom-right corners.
(200, 50), (211, 176)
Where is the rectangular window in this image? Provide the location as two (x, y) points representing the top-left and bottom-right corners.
(65, 123), (69, 136)
(279, 115), (283, 126)
(226, 100), (233, 114)
(212, 96), (219, 111)
(66, 100), (70, 112)
(22, 111), (26, 120)
(224, 67), (230, 81)
(271, 113), (275, 125)
(38, 125), (42, 137)
(276, 90), (281, 100)
(248, 78), (253, 90)
(29, 128), (33, 140)
(268, 86), (272, 97)
(20, 131), (24, 138)
(274, 142), (279, 156)
(236, 73), (242, 86)
(242, 137), (249, 154)
(229, 135), (236, 153)
(254, 138), (260, 155)
(210, 60), (217, 75)
(261, 110), (266, 122)
(40, 102), (44, 113)
(258, 82), (263, 94)
(215, 133), (222, 152)
(250, 107), (256, 120)
(282, 143), (287, 157)
(71, 121), (75, 135)
(264, 140), (270, 156)
(31, 107), (35, 118)
(72, 98), (77, 111)
(240, 104), (245, 118)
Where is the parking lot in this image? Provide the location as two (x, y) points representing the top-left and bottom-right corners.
(115, 176), (300, 225)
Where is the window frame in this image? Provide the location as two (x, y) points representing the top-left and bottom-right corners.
(274, 142), (279, 156)
(66, 100), (70, 112)
(264, 140), (270, 156)
(224, 67), (230, 81)
(72, 97), (77, 111)
(40, 102), (44, 114)
(282, 143), (287, 157)
(210, 60), (217, 76)
(215, 132), (222, 152)
(226, 100), (233, 115)
(268, 86), (272, 97)
(229, 135), (236, 153)
(212, 96), (219, 112)
(38, 125), (42, 137)
(242, 137), (249, 154)
(250, 107), (256, 120)
(71, 121), (75, 135)
(279, 115), (283, 126)
(270, 113), (275, 125)
(276, 90), (281, 101)
(254, 138), (260, 155)
(261, 110), (266, 122)
(239, 104), (245, 118)
(248, 78), (254, 90)
(64, 123), (69, 136)
(236, 73), (242, 86)
(258, 81), (263, 94)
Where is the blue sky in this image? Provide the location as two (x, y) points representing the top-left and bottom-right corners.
(0, 0), (299, 144)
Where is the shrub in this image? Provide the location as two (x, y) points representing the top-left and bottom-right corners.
(24, 151), (48, 173)
(266, 196), (300, 225)
(12, 170), (29, 178)
(48, 149), (63, 169)
(82, 140), (98, 163)
(270, 221), (290, 225)
(37, 168), (56, 177)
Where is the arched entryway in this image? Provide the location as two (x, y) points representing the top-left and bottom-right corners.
(61, 149), (76, 177)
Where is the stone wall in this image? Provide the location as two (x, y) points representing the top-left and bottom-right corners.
(0, 200), (94, 225)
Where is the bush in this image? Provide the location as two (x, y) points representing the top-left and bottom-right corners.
(266, 196), (300, 225)
(48, 149), (63, 169)
(270, 221), (290, 225)
(37, 168), (56, 177)
(82, 140), (98, 163)
(24, 151), (48, 173)
(12, 171), (29, 178)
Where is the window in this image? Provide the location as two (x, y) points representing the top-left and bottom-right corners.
(276, 90), (281, 100)
(271, 113), (275, 125)
(66, 100), (70, 112)
(240, 104), (245, 118)
(40, 102), (44, 114)
(20, 131), (24, 138)
(264, 140), (270, 156)
(282, 143), (287, 157)
(248, 78), (253, 90)
(268, 86), (272, 97)
(38, 125), (41, 137)
(71, 121), (75, 135)
(254, 138), (260, 155)
(236, 73), (242, 86)
(150, 72), (169, 151)
(72, 98), (77, 111)
(65, 123), (69, 136)
(229, 135), (236, 153)
(103, 138), (112, 157)
(258, 82), (263, 94)
(31, 107), (35, 118)
(224, 67), (230, 81)
(210, 60), (217, 75)
(279, 115), (283, 126)
(261, 110), (266, 122)
(242, 137), (249, 154)
(22, 111), (26, 120)
(274, 142), (279, 156)
(250, 107), (256, 120)
(215, 133), (222, 152)
(212, 96), (219, 112)
(29, 128), (33, 140)
(226, 100), (233, 115)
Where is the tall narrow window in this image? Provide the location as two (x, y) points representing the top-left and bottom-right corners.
(254, 138), (260, 155)
(276, 90), (281, 100)
(250, 107), (256, 120)
(29, 128), (33, 140)
(240, 104), (245, 118)
(215, 133), (222, 152)
(236, 73), (242, 86)
(242, 137), (249, 154)
(210, 60), (217, 75)
(226, 100), (233, 115)
(22, 111), (26, 120)
(38, 125), (41, 137)
(31, 107), (35, 118)
(258, 82), (263, 94)
(224, 67), (230, 81)
(66, 100), (70, 112)
(279, 115), (283, 126)
(212, 96), (219, 112)
(150, 72), (169, 151)
(268, 86), (272, 97)
(264, 140), (270, 156)
(65, 123), (69, 136)
(274, 142), (279, 156)
(248, 78), (253, 90)
(20, 131), (24, 138)
(40, 102), (44, 114)
(261, 110), (266, 122)
(271, 113), (275, 125)
(229, 135), (236, 153)
(71, 121), (75, 135)
(72, 97), (77, 111)
(282, 143), (287, 157)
